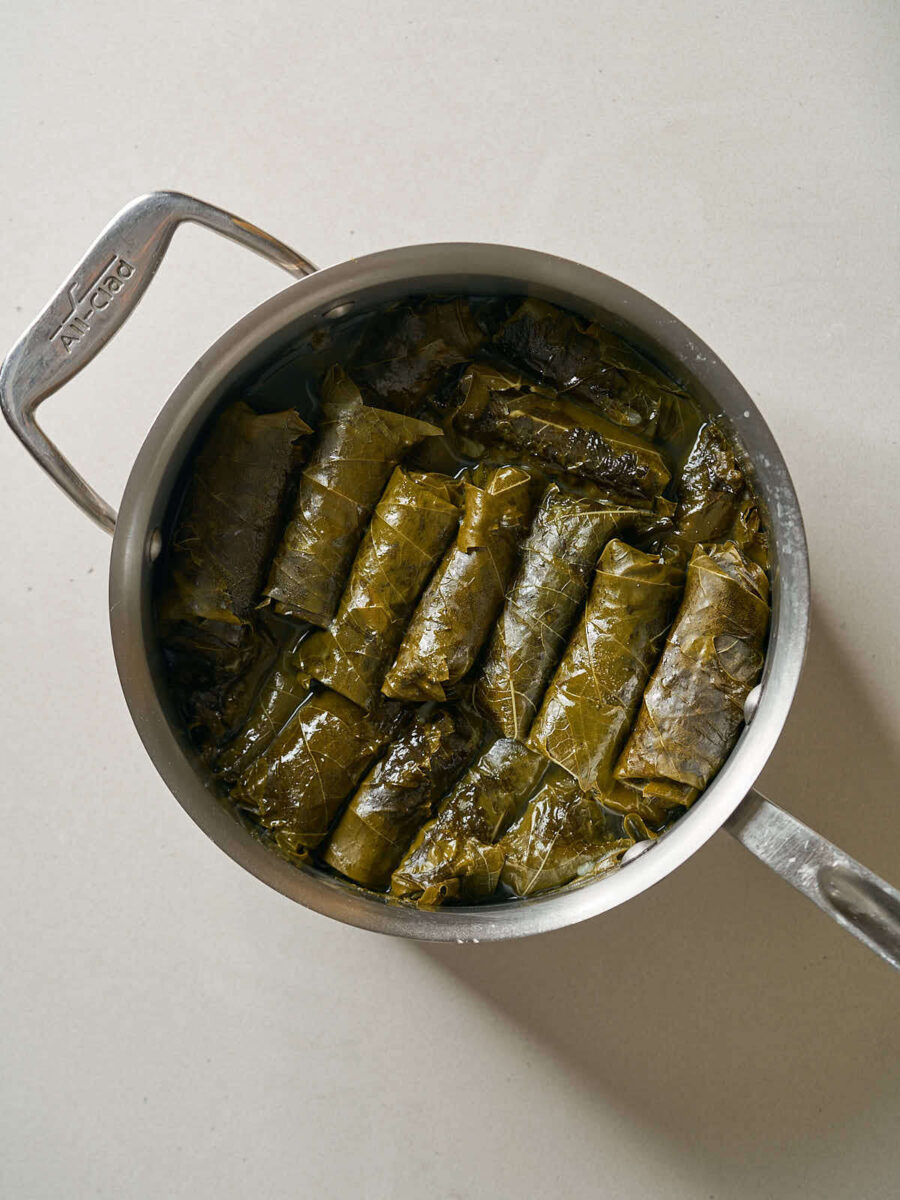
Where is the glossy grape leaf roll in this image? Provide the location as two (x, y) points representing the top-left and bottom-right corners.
(351, 297), (485, 414)
(475, 485), (670, 741)
(161, 401), (311, 627)
(322, 707), (481, 890)
(673, 422), (745, 544)
(215, 630), (310, 778)
(231, 689), (408, 854)
(527, 540), (684, 791)
(615, 540), (770, 797)
(493, 297), (689, 437)
(301, 468), (463, 709)
(382, 466), (533, 702)
(729, 492), (769, 569)
(159, 615), (277, 750)
(263, 367), (441, 626)
(451, 364), (670, 502)
(669, 421), (768, 565)
(391, 738), (548, 906)
(499, 770), (632, 898)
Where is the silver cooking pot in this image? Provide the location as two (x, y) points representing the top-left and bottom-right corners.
(3, 192), (899, 963)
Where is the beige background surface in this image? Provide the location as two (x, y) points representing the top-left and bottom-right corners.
(1, 2), (898, 1197)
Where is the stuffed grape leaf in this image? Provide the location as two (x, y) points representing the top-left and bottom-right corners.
(382, 466), (533, 702)
(673, 422), (746, 545)
(615, 540), (770, 796)
(301, 468), (463, 708)
(351, 297), (485, 413)
(451, 364), (670, 502)
(391, 738), (548, 906)
(498, 770), (632, 897)
(493, 297), (688, 437)
(159, 616), (277, 750)
(263, 367), (441, 626)
(729, 491), (769, 569)
(215, 630), (310, 778)
(527, 540), (684, 791)
(231, 689), (408, 854)
(161, 401), (311, 627)
(476, 485), (672, 741)
(322, 707), (481, 889)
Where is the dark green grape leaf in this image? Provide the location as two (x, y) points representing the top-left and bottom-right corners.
(615, 540), (770, 793)
(231, 689), (409, 853)
(476, 485), (672, 741)
(527, 539), (684, 790)
(382, 466), (533, 702)
(351, 297), (485, 413)
(672, 422), (746, 548)
(264, 367), (440, 626)
(493, 297), (687, 436)
(301, 469), (462, 708)
(452, 364), (670, 502)
(161, 401), (311, 626)
(215, 629), (310, 778)
(499, 770), (631, 897)
(322, 707), (482, 889)
(392, 738), (547, 906)
(158, 617), (275, 751)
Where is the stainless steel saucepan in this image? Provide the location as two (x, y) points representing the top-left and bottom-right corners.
(3, 191), (899, 963)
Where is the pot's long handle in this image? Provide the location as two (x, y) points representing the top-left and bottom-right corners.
(0, 191), (316, 535)
(726, 789), (900, 970)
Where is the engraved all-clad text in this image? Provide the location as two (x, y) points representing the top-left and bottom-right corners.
(49, 255), (136, 352)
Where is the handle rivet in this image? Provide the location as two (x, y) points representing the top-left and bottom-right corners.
(323, 302), (354, 320)
(622, 839), (654, 865)
(743, 684), (762, 724)
(147, 528), (163, 562)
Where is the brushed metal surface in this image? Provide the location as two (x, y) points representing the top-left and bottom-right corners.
(726, 790), (900, 969)
(0, 191), (315, 532)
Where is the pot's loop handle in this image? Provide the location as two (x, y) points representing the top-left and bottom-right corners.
(726, 789), (900, 970)
(0, 191), (316, 535)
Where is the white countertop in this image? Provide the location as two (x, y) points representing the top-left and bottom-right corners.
(2, 3), (898, 1197)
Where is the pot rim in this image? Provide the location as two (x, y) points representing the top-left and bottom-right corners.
(110, 241), (809, 941)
